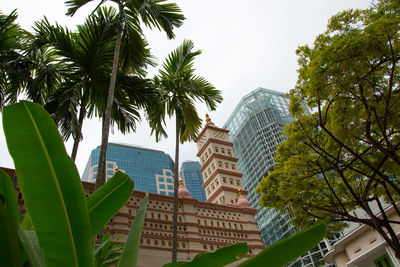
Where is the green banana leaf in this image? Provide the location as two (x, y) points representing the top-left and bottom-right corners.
(118, 193), (149, 267)
(0, 201), (23, 266)
(238, 217), (329, 267)
(163, 242), (248, 267)
(22, 212), (33, 230)
(18, 225), (44, 267)
(87, 171), (134, 238)
(3, 101), (93, 267)
(0, 168), (21, 223)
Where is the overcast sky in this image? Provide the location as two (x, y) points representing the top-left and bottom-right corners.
(1, 0), (371, 176)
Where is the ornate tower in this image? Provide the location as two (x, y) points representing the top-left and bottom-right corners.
(195, 114), (248, 205)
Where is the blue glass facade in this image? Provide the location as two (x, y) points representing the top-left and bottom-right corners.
(223, 88), (296, 246)
(179, 161), (206, 202)
(223, 88), (334, 267)
(82, 143), (175, 196)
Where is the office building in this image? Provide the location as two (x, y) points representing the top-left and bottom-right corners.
(224, 87), (294, 245)
(224, 88), (336, 266)
(82, 143), (175, 196)
(179, 161), (206, 202)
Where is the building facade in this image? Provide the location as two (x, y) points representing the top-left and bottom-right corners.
(223, 87), (294, 245)
(325, 205), (400, 267)
(196, 114), (248, 205)
(82, 143), (175, 196)
(223, 88), (336, 266)
(179, 161), (206, 202)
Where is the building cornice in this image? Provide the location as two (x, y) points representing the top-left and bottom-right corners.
(199, 154), (239, 172)
(195, 124), (230, 143)
(206, 186), (248, 203)
(202, 169), (243, 188)
(196, 138), (234, 157)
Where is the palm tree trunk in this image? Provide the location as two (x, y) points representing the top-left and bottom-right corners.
(96, 27), (122, 190)
(71, 94), (88, 161)
(172, 113), (180, 262)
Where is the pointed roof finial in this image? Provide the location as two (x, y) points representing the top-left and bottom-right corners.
(238, 188), (242, 196)
(114, 166), (119, 174)
(205, 113), (211, 123)
(178, 179), (191, 198)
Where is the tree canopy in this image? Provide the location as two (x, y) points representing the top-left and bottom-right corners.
(257, 0), (400, 257)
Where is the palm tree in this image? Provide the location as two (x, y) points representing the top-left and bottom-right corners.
(65, 0), (185, 189)
(0, 9), (23, 109)
(147, 40), (222, 262)
(33, 8), (117, 160)
(35, 7), (154, 161)
(1, 10), (61, 110)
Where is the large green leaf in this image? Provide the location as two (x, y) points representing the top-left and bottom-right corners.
(2, 101), (93, 267)
(238, 217), (329, 267)
(18, 225), (44, 267)
(0, 201), (23, 266)
(87, 171), (134, 238)
(0, 168), (21, 224)
(118, 193), (149, 267)
(163, 242), (248, 267)
(22, 212), (33, 230)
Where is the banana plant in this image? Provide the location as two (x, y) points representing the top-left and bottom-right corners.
(1, 101), (147, 267)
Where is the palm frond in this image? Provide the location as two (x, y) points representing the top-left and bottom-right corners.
(160, 39), (201, 77)
(65, 0), (100, 16)
(119, 10), (155, 74)
(148, 40), (222, 142)
(126, 0), (185, 39)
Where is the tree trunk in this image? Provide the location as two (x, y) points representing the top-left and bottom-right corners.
(95, 27), (122, 190)
(172, 113), (180, 262)
(71, 95), (88, 161)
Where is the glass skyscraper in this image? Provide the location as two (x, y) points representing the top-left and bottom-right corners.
(224, 87), (295, 246)
(179, 161), (206, 202)
(82, 143), (175, 196)
(224, 88), (335, 266)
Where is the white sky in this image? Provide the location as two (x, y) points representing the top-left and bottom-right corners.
(1, 0), (371, 176)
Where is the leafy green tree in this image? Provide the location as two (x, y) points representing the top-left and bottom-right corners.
(147, 40), (222, 262)
(65, 0), (185, 189)
(257, 0), (400, 257)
